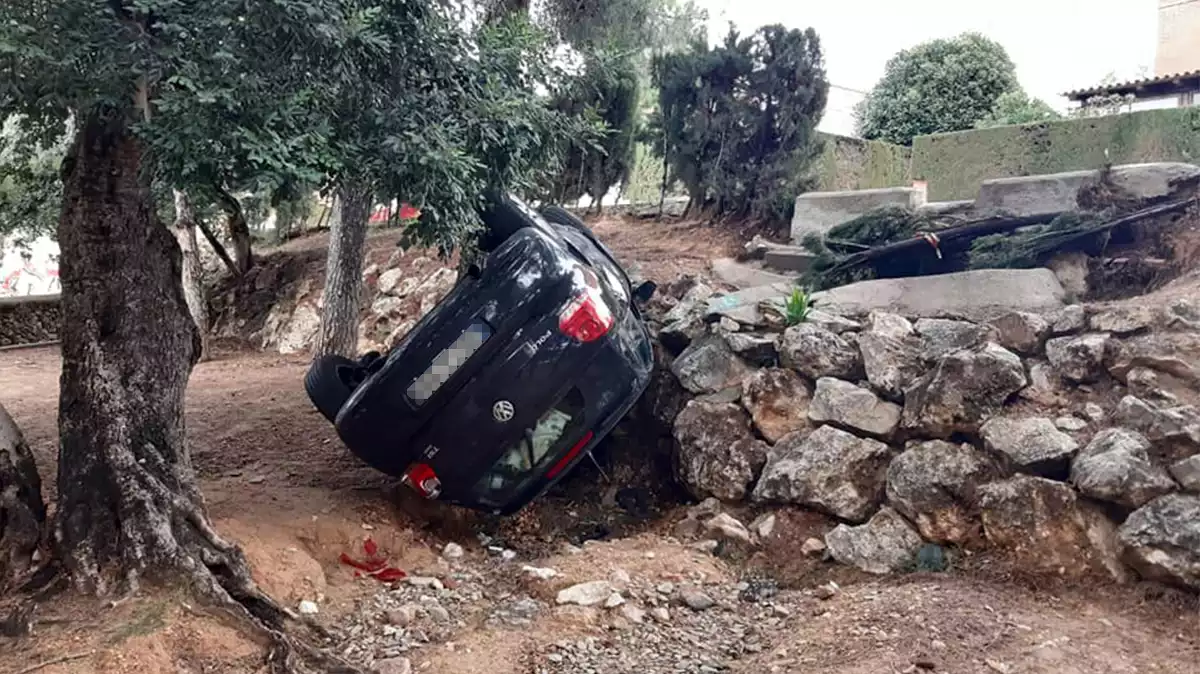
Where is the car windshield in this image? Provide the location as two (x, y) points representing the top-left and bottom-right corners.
(473, 388), (585, 503)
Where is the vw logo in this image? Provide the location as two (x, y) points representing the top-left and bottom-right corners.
(492, 400), (515, 423)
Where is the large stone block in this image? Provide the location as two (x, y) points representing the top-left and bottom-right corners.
(811, 269), (1066, 321)
(974, 163), (1200, 218)
(790, 187), (925, 244)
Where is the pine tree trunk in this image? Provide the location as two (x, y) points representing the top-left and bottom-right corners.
(215, 186), (253, 274)
(52, 108), (244, 596)
(314, 184), (371, 358)
(172, 189), (210, 361)
(0, 402), (45, 590)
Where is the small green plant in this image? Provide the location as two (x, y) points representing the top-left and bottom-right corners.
(784, 287), (815, 326)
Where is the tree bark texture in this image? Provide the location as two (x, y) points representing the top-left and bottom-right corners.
(53, 108), (244, 596)
(0, 403), (45, 590)
(315, 185), (372, 358)
(215, 186), (253, 274)
(172, 189), (210, 360)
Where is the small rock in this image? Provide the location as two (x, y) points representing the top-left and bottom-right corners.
(980, 417), (1078, 478)
(914, 318), (992, 360)
(857, 312), (923, 400)
(1170, 454), (1200, 492)
(772, 605), (792, 618)
(813, 582), (838, 600)
(672, 334), (752, 395)
(649, 607), (671, 623)
(779, 323), (863, 380)
(1089, 305), (1156, 335)
(387, 606), (416, 627)
(800, 537), (827, 557)
(619, 604), (646, 624)
(556, 581), (614, 607)
(808, 377), (902, 437)
(1021, 362), (1066, 407)
(408, 576), (444, 591)
(1048, 305), (1087, 335)
(604, 593), (626, 608)
(985, 659), (1012, 673)
(377, 269), (406, 295)
(441, 542), (464, 559)
(1055, 416), (1088, 432)
(375, 657), (413, 674)
(297, 600), (319, 615)
(741, 368), (812, 443)
(426, 605), (451, 623)
(931, 640), (947, 651)
(1045, 333), (1111, 383)
(501, 549), (517, 562)
(704, 512), (755, 545)
(680, 589), (715, 611)
(750, 512), (777, 539)
(690, 540), (719, 554)
(610, 568), (632, 585)
(724, 332), (779, 366)
(522, 565), (559, 581)
(988, 311), (1050, 355)
(656, 582), (676, 595)
(1084, 402), (1106, 422)
(826, 508), (924, 575)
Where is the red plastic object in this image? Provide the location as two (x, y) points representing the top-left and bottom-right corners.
(339, 537), (407, 583)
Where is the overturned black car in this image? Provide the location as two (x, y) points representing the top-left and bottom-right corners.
(305, 195), (657, 515)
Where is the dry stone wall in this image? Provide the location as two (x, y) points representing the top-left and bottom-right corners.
(0, 295), (60, 347)
(647, 278), (1200, 590)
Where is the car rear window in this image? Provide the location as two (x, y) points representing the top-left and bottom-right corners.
(472, 388), (586, 503)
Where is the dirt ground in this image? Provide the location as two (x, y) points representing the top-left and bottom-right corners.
(1, 216), (1199, 673)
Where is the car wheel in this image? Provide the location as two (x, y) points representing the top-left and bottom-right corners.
(305, 355), (362, 424)
(539, 204), (596, 240)
(477, 197), (530, 252)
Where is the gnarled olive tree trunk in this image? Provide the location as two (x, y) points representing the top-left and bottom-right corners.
(314, 184), (372, 358)
(0, 403), (45, 590)
(172, 189), (210, 360)
(53, 108), (244, 598)
(214, 185), (253, 274)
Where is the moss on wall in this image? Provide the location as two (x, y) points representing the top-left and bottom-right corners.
(815, 133), (912, 192)
(912, 107), (1200, 201)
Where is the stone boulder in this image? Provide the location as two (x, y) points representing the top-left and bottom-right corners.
(1048, 305), (1087, 335)
(671, 334), (751, 395)
(377, 268), (405, 295)
(741, 368), (811, 444)
(913, 318), (993, 361)
(987, 311), (1049, 355)
(825, 508), (924, 575)
(901, 342), (1027, 437)
(752, 425), (890, 523)
(724, 332), (778, 367)
(673, 400), (768, 501)
(857, 312), (923, 400)
(805, 310), (862, 334)
(808, 377), (901, 438)
(779, 323), (862, 381)
(1019, 362), (1067, 407)
(978, 476), (1118, 577)
(1045, 333), (1111, 383)
(886, 440), (998, 544)
(1170, 454), (1200, 492)
(980, 417), (1078, 478)
(1088, 305), (1156, 336)
(1118, 494), (1200, 590)
(1114, 396), (1200, 455)
(1071, 428), (1177, 508)
(659, 283), (714, 352)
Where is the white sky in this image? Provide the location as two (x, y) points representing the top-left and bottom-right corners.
(694, 0), (1160, 135)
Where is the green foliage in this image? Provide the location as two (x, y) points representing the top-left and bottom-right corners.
(0, 115), (70, 241)
(975, 90), (1063, 129)
(911, 106), (1200, 201)
(799, 205), (942, 290)
(968, 213), (1105, 270)
(783, 287), (814, 326)
(650, 25), (829, 221)
(856, 33), (1020, 145)
(550, 53), (642, 206)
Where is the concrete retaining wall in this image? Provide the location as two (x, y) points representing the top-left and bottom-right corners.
(0, 295), (61, 347)
(790, 187), (926, 244)
(974, 162), (1200, 217)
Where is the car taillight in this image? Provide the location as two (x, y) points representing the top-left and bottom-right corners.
(403, 463), (442, 499)
(559, 269), (613, 343)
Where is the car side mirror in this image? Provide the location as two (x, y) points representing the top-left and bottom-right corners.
(633, 281), (657, 305)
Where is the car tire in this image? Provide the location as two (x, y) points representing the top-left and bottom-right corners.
(305, 355), (361, 424)
(539, 205), (596, 240)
